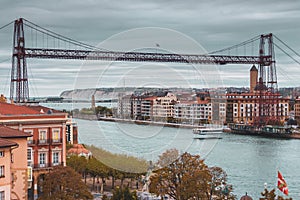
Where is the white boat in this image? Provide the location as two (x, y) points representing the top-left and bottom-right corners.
(193, 127), (223, 139)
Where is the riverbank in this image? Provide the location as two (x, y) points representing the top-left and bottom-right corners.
(72, 113), (221, 129)
(73, 114), (300, 140)
(99, 117), (213, 129)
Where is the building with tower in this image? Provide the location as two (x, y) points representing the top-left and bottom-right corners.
(226, 66), (289, 125)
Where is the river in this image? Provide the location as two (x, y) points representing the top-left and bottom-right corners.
(42, 103), (300, 199)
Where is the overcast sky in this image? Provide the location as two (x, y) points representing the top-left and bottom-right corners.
(0, 0), (300, 97)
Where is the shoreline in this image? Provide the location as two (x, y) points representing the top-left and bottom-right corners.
(72, 114), (214, 129)
(98, 117), (208, 129)
(73, 115), (300, 139)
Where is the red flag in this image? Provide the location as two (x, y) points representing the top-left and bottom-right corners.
(278, 171), (288, 196)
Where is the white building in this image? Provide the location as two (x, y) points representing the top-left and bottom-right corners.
(117, 94), (132, 119)
(174, 100), (212, 125)
(153, 92), (177, 121)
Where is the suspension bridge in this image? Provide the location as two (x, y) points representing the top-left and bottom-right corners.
(0, 18), (299, 105)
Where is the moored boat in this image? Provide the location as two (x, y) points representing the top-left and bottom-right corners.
(228, 123), (293, 139)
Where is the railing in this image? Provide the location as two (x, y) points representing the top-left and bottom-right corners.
(51, 138), (63, 144)
(35, 138), (63, 145)
(27, 140), (35, 145)
(37, 139), (50, 145)
(33, 162), (64, 169)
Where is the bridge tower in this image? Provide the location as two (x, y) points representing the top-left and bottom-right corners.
(255, 33), (280, 126)
(10, 18), (29, 103)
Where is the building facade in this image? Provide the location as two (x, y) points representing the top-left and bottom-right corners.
(0, 139), (18, 200)
(0, 126), (31, 200)
(153, 92), (177, 121)
(0, 102), (69, 200)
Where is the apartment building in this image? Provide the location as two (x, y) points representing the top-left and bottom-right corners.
(226, 92), (289, 125)
(293, 97), (300, 123)
(153, 92), (177, 121)
(0, 102), (69, 200)
(0, 126), (31, 200)
(117, 94), (132, 119)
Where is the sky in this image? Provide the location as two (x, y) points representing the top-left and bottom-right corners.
(0, 0), (300, 97)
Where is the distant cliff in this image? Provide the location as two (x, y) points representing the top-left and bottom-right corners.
(60, 87), (197, 101)
(60, 88), (133, 101)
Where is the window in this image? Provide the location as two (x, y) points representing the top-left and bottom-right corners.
(0, 166), (4, 178)
(27, 167), (32, 182)
(39, 130), (47, 144)
(0, 191), (4, 200)
(0, 151), (4, 157)
(27, 148), (32, 162)
(27, 136), (34, 144)
(39, 153), (46, 167)
(53, 152), (59, 165)
(52, 129), (60, 143)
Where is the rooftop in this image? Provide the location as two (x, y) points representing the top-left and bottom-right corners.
(68, 144), (91, 157)
(0, 138), (18, 148)
(0, 125), (32, 138)
(0, 102), (40, 115)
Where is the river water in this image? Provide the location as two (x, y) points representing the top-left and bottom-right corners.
(42, 103), (300, 199)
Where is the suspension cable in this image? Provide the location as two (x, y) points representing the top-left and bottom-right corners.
(208, 35), (261, 54)
(0, 21), (14, 31)
(22, 18), (106, 51)
(274, 34), (300, 58)
(274, 43), (300, 65)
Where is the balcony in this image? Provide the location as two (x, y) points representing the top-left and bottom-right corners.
(33, 162), (64, 169)
(30, 139), (63, 146)
(37, 139), (50, 145)
(27, 140), (35, 145)
(51, 138), (63, 144)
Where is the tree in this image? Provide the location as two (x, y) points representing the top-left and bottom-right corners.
(86, 157), (109, 191)
(37, 166), (93, 200)
(67, 155), (88, 183)
(149, 152), (212, 200)
(209, 166), (235, 200)
(259, 188), (293, 200)
(156, 148), (179, 168)
(111, 186), (137, 200)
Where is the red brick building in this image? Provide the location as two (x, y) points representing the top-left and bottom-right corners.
(0, 102), (69, 200)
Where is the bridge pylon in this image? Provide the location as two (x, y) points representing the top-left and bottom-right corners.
(255, 33), (280, 126)
(10, 18), (29, 103)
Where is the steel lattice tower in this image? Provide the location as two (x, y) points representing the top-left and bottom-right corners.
(256, 33), (279, 126)
(10, 18), (29, 103)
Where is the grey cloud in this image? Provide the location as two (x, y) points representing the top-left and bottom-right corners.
(0, 0), (299, 96)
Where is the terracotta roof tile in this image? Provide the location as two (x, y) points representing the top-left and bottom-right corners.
(0, 126), (32, 138)
(67, 144), (91, 155)
(0, 102), (40, 115)
(26, 105), (63, 114)
(0, 138), (18, 148)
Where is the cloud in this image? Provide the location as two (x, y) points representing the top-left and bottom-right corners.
(0, 0), (299, 96)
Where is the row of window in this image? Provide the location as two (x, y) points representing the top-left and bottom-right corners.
(27, 148), (60, 167)
(25, 129), (61, 142)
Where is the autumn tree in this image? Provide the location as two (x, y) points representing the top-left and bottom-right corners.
(156, 148), (179, 168)
(149, 152), (212, 200)
(209, 166), (235, 200)
(37, 166), (93, 200)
